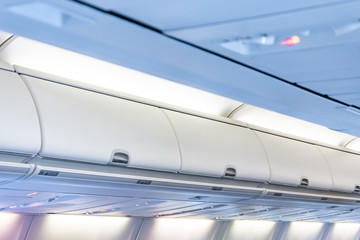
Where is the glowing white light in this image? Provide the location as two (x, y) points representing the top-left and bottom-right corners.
(284, 221), (324, 239)
(230, 104), (354, 146)
(0, 37), (240, 117)
(225, 220), (276, 240)
(27, 215), (137, 240)
(327, 222), (360, 240)
(0, 213), (28, 239)
(140, 218), (216, 240)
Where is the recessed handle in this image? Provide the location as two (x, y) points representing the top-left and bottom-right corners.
(224, 167), (236, 178)
(300, 177), (309, 187)
(112, 152), (129, 165)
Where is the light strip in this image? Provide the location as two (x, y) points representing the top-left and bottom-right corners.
(0, 36), (241, 117)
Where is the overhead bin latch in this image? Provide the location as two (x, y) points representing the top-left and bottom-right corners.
(224, 166), (236, 178)
(300, 177), (309, 187)
(111, 152), (129, 165)
(354, 185), (360, 193)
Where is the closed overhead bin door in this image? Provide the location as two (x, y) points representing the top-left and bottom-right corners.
(255, 131), (333, 190)
(318, 146), (360, 193)
(0, 70), (41, 154)
(22, 75), (181, 172)
(164, 110), (270, 182)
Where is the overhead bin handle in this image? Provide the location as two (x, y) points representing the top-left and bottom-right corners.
(354, 185), (360, 193)
(111, 151), (129, 165)
(300, 177), (309, 187)
(224, 166), (236, 178)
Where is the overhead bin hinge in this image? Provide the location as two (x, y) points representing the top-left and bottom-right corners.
(224, 166), (236, 178)
(111, 152), (129, 165)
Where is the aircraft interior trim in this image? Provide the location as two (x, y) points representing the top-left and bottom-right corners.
(1, 0), (360, 239)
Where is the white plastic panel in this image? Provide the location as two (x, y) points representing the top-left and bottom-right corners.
(23, 75), (181, 171)
(255, 131), (332, 190)
(137, 218), (219, 240)
(164, 110), (270, 181)
(0, 60), (13, 71)
(221, 220), (277, 240)
(0, 30), (12, 45)
(26, 215), (142, 240)
(318, 146), (360, 193)
(0, 70), (41, 154)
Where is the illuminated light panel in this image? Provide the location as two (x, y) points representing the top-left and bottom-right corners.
(9, 206), (16, 209)
(0, 37), (240, 117)
(230, 104), (354, 147)
(26, 215), (138, 240)
(225, 220), (276, 240)
(327, 223), (360, 240)
(0, 213), (28, 239)
(141, 218), (216, 240)
(279, 35), (301, 46)
(283, 221), (324, 239)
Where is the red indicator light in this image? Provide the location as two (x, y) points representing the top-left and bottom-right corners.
(279, 35), (301, 46)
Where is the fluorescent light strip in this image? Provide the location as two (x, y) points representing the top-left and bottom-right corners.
(0, 36), (241, 117)
(230, 104), (355, 147)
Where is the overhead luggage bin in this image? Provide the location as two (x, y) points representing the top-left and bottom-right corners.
(255, 131), (332, 190)
(22, 75), (181, 172)
(318, 146), (360, 193)
(0, 70), (41, 155)
(164, 110), (270, 182)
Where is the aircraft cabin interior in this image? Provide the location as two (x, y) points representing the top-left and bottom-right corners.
(0, 0), (360, 239)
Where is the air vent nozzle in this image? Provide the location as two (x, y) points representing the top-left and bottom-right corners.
(112, 152), (129, 165)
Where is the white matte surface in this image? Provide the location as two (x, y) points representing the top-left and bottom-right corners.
(255, 131), (333, 190)
(0, 70), (41, 154)
(319, 146), (360, 193)
(23, 75), (181, 171)
(165, 110), (270, 181)
(0, 60), (13, 71)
